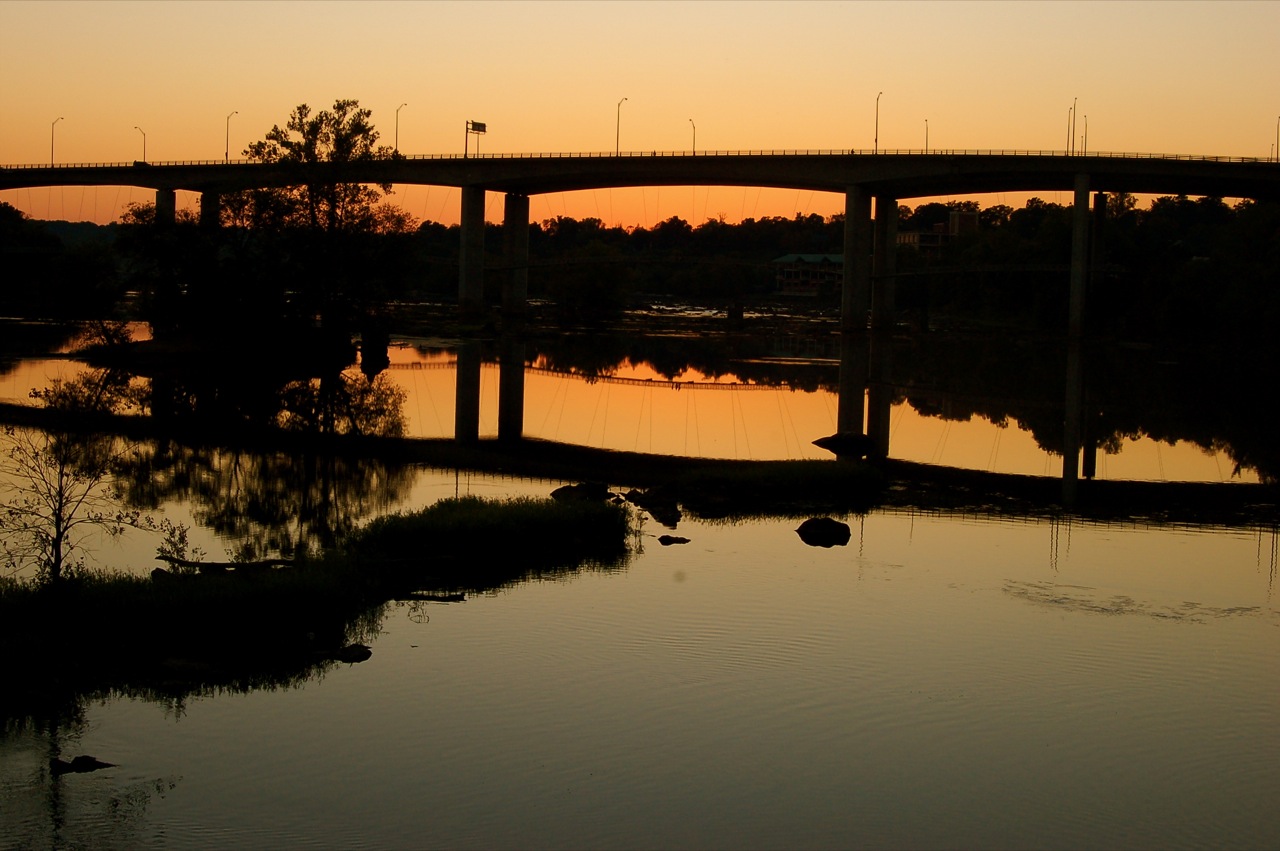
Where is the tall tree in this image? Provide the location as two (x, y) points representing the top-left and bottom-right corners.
(225, 99), (411, 234)
(0, 373), (139, 585)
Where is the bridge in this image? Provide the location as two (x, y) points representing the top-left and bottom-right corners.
(7, 148), (1280, 501)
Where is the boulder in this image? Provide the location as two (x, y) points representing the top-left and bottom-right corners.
(812, 432), (874, 458)
(795, 517), (852, 548)
(551, 481), (612, 502)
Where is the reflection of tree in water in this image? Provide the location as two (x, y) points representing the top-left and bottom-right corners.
(115, 442), (418, 560)
(528, 328), (840, 392)
(2, 703), (179, 850)
(15, 356), (416, 559)
(277, 372), (407, 437)
(525, 323), (1279, 482)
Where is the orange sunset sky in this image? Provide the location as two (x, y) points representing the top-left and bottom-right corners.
(3, 0), (1278, 228)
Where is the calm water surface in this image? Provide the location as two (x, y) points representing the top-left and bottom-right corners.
(2, 327), (1277, 848)
(0, 340), (1254, 484)
(3, 476), (1278, 848)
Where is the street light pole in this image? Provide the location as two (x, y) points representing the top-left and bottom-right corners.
(396, 103), (407, 154)
(925, 118), (928, 153)
(875, 91), (882, 153)
(51, 116), (63, 166)
(616, 97), (627, 155)
(134, 126), (146, 162)
(1082, 115), (1087, 156)
(689, 118), (696, 154)
(1071, 97), (1077, 155)
(1275, 115), (1278, 162)
(225, 110), (237, 162)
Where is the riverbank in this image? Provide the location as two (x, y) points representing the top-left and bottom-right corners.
(0, 495), (631, 723)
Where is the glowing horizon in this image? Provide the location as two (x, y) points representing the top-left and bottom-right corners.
(4, 0), (1278, 227)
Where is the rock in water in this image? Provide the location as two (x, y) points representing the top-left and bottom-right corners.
(795, 517), (852, 548)
(50, 755), (116, 776)
(812, 432), (874, 458)
(551, 482), (612, 502)
(332, 644), (373, 664)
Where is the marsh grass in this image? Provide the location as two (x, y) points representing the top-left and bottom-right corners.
(348, 495), (633, 591)
(0, 496), (635, 720)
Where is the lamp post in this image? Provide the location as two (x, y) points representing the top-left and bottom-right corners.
(1071, 97), (1077, 154)
(225, 110), (237, 162)
(1082, 115), (1087, 156)
(925, 118), (928, 153)
(875, 91), (882, 153)
(134, 126), (146, 162)
(396, 102), (407, 154)
(51, 117), (63, 166)
(1275, 115), (1278, 162)
(616, 97), (627, 155)
(689, 118), (696, 154)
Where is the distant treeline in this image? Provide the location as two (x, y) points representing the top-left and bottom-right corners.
(2, 195), (1277, 345)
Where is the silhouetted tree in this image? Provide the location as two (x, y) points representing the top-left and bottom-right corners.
(0, 371), (141, 585)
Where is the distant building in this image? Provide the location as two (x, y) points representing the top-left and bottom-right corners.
(897, 210), (979, 256)
(773, 253), (843, 297)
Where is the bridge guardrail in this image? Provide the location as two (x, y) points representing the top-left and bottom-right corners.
(5, 149), (1278, 170)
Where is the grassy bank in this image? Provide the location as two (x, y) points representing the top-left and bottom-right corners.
(0, 495), (633, 721)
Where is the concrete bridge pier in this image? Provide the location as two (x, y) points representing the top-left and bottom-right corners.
(459, 187), (486, 317)
(155, 188), (176, 227)
(199, 191), (220, 229)
(836, 331), (868, 439)
(1062, 173), (1091, 505)
(867, 194), (898, 459)
(841, 186), (873, 333)
(502, 193), (530, 321)
(498, 336), (526, 443)
(834, 186), (874, 450)
(454, 340), (482, 443)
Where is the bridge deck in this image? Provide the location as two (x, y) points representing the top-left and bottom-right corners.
(5, 150), (1279, 201)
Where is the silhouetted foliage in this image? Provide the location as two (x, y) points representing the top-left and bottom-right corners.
(0, 202), (121, 319)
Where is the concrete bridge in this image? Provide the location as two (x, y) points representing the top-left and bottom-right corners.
(7, 148), (1279, 500)
(6, 149), (1278, 320)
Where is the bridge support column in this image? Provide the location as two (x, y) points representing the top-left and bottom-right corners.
(155, 188), (176, 227)
(1081, 191), (1107, 480)
(1062, 173), (1090, 505)
(459, 186), (486, 316)
(454, 340), (482, 443)
(836, 186), (874, 449)
(867, 194), (898, 459)
(199, 191), (220, 229)
(836, 332), (868, 442)
(502, 193), (530, 321)
(841, 186), (873, 333)
(498, 337), (526, 443)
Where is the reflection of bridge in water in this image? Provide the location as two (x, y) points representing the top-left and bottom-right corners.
(12, 149), (1279, 502)
(386, 361), (795, 392)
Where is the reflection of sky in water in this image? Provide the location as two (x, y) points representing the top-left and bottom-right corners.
(3, 511), (1277, 848)
(379, 343), (1257, 483)
(0, 341), (1258, 484)
(3, 332), (1277, 845)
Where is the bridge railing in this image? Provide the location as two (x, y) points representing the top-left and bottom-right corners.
(4, 149), (1277, 170)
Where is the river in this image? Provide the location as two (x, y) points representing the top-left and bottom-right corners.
(1, 321), (1277, 848)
